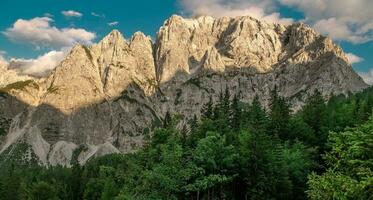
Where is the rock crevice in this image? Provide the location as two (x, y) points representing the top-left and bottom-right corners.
(0, 15), (367, 166)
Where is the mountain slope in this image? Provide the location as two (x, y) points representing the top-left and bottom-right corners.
(0, 15), (367, 166)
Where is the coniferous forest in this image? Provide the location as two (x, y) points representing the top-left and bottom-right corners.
(0, 88), (372, 200)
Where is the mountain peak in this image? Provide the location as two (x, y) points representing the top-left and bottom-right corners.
(131, 31), (151, 42)
(0, 15), (367, 165)
(99, 29), (126, 47)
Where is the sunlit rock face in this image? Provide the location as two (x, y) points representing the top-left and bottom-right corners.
(0, 15), (367, 166)
(0, 63), (33, 88)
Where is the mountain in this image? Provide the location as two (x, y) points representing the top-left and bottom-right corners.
(0, 15), (367, 166)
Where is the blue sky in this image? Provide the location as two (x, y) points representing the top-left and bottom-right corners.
(0, 0), (177, 58)
(0, 0), (372, 81)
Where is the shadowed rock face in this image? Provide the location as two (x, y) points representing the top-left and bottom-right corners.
(0, 15), (367, 166)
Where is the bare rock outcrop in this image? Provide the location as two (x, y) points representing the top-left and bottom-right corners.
(0, 15), (367, 166)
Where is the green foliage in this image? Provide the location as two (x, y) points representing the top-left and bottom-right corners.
(307, 172), (370, 200)
(2, 87), (373, 199)
(0, 80), (37, 93)
(269, 87), (291, 139)
(0, 142), (40, 168)
(29, 181), (59, 200)
(238, 129), (291, 199)
(307, 116), (373, 199)
(300, 90), (328, 148)
(201, 96), (213, 119)
(230, 94), (241, 131)
(0, 171), (25, 200)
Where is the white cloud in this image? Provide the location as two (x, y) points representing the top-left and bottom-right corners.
(345, 53), (364, 64)
(179, 0), (373, 43)
(62, 10), (83, 18)
(91, 12), (105, 18)
(313, 18), (370, 44)
(358, 69), (373, 85)
(179, 0), (293, 24)
(2, 17), (96, 76)
(0, 50), (7, 65)
(278, 0), (373, 43)
(0, 50), (6, 57)
(3, 17), (96, 49)
(108, 21), (119, 26)
(44, 13), (54, 18)
(8, 49), (69, 77)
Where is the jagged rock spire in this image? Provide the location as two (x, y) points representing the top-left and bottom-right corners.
(0, 15), (367, 166)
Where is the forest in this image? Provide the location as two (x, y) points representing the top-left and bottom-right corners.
(0, 88), (372, 200)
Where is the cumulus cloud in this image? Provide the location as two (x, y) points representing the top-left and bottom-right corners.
(3, 17), (96, 49)
(8, 49), (69, 77)
(108, 21), (119, 26)
(2, 17), (96, 76)
(345, 53), (364, 64)
(179, 0), (373, 43)
(278, 0), (373, 43)
(62, 10), (83, 18)
(313, 18), (369, 43)
(358, 69), (373, 85)
(179, 0), (293, 24)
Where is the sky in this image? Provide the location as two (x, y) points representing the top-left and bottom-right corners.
(0, 0), (372, 82)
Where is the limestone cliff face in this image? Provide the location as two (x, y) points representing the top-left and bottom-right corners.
(0, 64), (33, 88)
(0, 15), (367, 166)
(90, 30), (156, 97)
(156, 15), (287, 83)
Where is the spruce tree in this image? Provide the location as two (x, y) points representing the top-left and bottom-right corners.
(230, 94), (241, 131)
(269, 87), (291, 139)
(201, 96), (214, 119)
(70, 163), (83, 200)
(247, 95), (268, 134)
(301, 90), (327, 147)
(163, 111), (172, 128)
(223, 86), (231, 113)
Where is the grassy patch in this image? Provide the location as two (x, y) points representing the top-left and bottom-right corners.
(0, 142), (40, 167)
(47, 85), (59, 94)
(71, 144), (88, 165)
(82, 45), (93, 61)
(0, 80), (37, 94)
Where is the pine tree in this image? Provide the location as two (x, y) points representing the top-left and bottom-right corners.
(163, 111), (172, 128)
(230, 94), (241, 131)
(302, 90), (326, 134)
(70, 163), (83, 200)
(101, 179), (118, 200)
(29, 181), (59, 200)
(301, 90), (327, 147)
(223, 86), (231, 113)
(247, 95), (268, 134)
(210, 89), (232, 135)
(238, 130), (292, 199)
(355, 99), (369, 123)
(201, 96), (214, 119)
(269, 87), (291, 139)
(188, 115), (198, 134)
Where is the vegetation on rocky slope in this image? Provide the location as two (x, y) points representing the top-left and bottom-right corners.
(0, 80), (37, 94)
(1, 87), (373, 199)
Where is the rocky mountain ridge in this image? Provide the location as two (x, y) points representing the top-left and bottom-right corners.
(0, 15), (367, 166)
